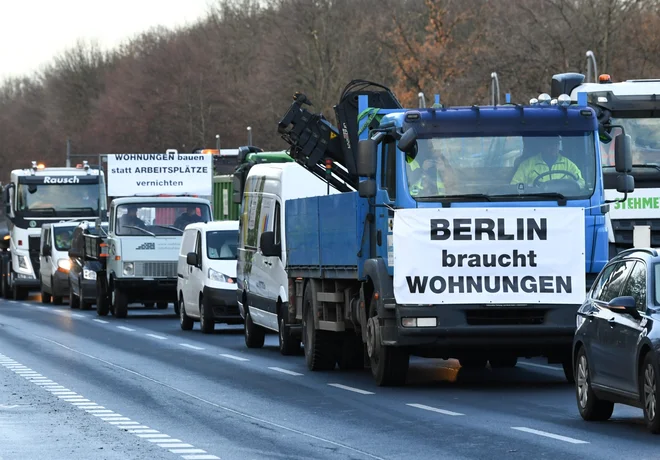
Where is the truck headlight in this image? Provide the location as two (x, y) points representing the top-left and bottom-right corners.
(57, 259), (71, 272)
(123, 262), (134, 276)
(18, 255), (27, 269)
(208, 268), (232, 283)
(83, 268), (97, 280)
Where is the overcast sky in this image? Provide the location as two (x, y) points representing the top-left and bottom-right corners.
(0, 0), (214, 80)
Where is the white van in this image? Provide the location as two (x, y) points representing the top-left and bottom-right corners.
(177, 220), (242, 333)
(39, 222), (79, 305)
(237, 162), (338, 355)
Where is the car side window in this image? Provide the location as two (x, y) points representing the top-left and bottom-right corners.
(195, 231), (202, 264)
(597, 260), (636, 303)
(591, 263), (617, 300)
(274, 202), (281, 246)
(620, 261), (647, 311)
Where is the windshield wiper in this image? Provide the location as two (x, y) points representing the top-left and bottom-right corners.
(25, 207), (56, 214)
(510, 192), (567, 201)
(152, 224), (183, 234)
(62, 207), (97, 213)
(122, 225), (155, 236)
(416, 193), (492, 202)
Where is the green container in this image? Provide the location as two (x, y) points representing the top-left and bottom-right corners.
(212, 175), (240, 221)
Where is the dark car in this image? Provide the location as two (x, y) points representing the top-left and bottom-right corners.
(573, 248), (660, 433)
(68, 221), (108, 310)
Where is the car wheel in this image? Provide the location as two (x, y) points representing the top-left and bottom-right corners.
(642, 353), (660, 433)
(575, 346), (614, 421)
(199, 296), (215, 334)
(179, 297), (193, 331)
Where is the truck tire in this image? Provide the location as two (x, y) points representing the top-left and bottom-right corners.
(244, 306), (265, 348)
(199, 296), (215, 334)
(302, 283), (335, 371)
(366, 294), (408, 386)
(179, 296), (193, 331)
(96, 276), (109, 316)
(112, 288), (128, 318)
(156, 302), (168, 309)
(336, 333), (364, 370)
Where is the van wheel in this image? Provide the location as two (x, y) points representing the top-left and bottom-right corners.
(112, 288), (128, 319)
(199, 296), (215, 334)
(244, 307), (265, 348)
(96, 276), (109, 316)
(69, 284), (80, 309)
(156, 302), (168, 310)
(302, 284), (335, 371)
(179, 297), (193, 331)
(278, 314), (301, 356)
(41, 282), (51, 304)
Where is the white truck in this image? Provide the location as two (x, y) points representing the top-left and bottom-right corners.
(0, 161), (106, 300)
(551, 72), (660, 257)
(88, 151), (214, 318)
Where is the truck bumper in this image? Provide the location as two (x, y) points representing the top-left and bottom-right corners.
(13, 276), (39, 290)
(384, 303), (577, 359)
(52, 271), (70, 297)
(202, 286), (242, 324)
(114, 277), (177, 303)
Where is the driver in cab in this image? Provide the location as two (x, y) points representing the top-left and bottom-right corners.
(510, 137), (585, 188)
(406, 140), (457, 196)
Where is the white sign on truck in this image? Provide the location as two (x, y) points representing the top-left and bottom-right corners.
(393, 207), (585, 305)
(107, 152), (213, 196)
(604, 188), (660, 219)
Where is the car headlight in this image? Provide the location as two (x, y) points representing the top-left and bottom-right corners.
(208, 268), (232, 283)
(83, 268), (97, 280)
(18, 255), (27, 269)
(57, 259), (71, 271)
(123, 262), (134, 276)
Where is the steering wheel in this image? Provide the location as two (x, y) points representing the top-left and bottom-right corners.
(532, 169), (580, 188)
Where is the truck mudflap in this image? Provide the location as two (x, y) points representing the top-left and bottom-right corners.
(381, 303), (576, 357)
(113, 277), (177, 303)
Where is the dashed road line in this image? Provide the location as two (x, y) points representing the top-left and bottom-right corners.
(180, 344), (204, 350)
(21, 303), (32, 307)
(327, 383), (375, 395)
(511, 427), (589, 444)
(93, 319), (109, 324)
(146, 333), (167, 340)
(268, 367), (303, 376)
(219, 353), (249, 362)
(406, 403), (464, 416)
(518, 362), (562, 371)
(72, 313), (85, 318)
(117, 326), (136, 332)
(0, 352), (222, 460)
(37, 306), (48, 310)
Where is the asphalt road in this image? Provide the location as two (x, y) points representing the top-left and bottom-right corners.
(1, 295), (659, 460)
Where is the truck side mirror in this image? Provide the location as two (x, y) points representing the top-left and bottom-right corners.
(260, 231), (281, 258)
(357, 139), (377, 178)
(43, 244), (51, 257)
(68, 248), (82, 258)
(232, 174), (243, 204)
(358, 179), (377, 198)
(614, 133), (632, 173)
(398, 128), (418, 155)
(616, 174), (635, 194)
(186, 252), (199, 266)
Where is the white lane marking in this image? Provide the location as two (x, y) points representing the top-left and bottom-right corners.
(21, 303), (32, 307)
(93, 319), (109, 324)
(72, 313), (85, 318)
(0, 352), (220, 459)
(146, 333), (166, 340)
(406, 403), (464, 416)
(37, 306), (48, 310)
(518, 362), (562, 371)
(511, 427), (589, 444)
(219, 353), (249, 362)
(35, 338), (385, 460)
(181, 455), (220, 460)
(172, 449), (207, 454)
(117, 326), (135, 332)
(327, 383), (375, 395)
(268, 367), (303, 376)
(180, 343), (204, 350)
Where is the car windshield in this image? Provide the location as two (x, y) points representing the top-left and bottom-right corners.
(116, 203), (211, 236)
(406, 132), (596, 200)
(206, 230), (238, 260)
(17, 183), (101, 215)
(601, 118), (660, 167)
(53, 227), (75, 251)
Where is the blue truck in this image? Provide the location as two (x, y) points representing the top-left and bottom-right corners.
(258, 80), (635, 386)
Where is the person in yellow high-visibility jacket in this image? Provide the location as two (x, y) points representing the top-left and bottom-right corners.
(510, 137), (585, 188)
(406, 141), (456, 196)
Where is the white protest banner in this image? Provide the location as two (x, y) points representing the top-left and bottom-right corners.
(604, 188), (660, 219)
(392, 207), (585, 305)
(107, 153), (213, 197)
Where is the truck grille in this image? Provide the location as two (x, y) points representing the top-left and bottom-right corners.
(465, 308), (546, 326)
(134, 261), (177, 278)
(28, 236), (41, 274)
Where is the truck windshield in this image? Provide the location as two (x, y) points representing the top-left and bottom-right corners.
(206, 230), (238, 260)
(17, 183), (100, 215)
(53, 227), (75, 251)
(406, 132), (596, 200)
(116, 203), (211, 236)
(601, 118), (660, 167)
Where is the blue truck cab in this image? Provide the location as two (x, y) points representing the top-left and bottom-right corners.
(265, 82), (634, 386)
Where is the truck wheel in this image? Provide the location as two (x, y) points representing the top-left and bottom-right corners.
(156, 302), (168, 310)
(278, 314), (301, 356)
(366, 295), (408, 386)
(244, 307), (265, 348)
(112, 288), (128, 319)
(199, 296), (215, 334)
(336, 333), (364, 370)
(96, 276), (109, 316)
(302, 284), (335, 371)
(179, 297), (193, 331)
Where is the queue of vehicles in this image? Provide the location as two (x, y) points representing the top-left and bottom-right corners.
(1, 70), (659, 433)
